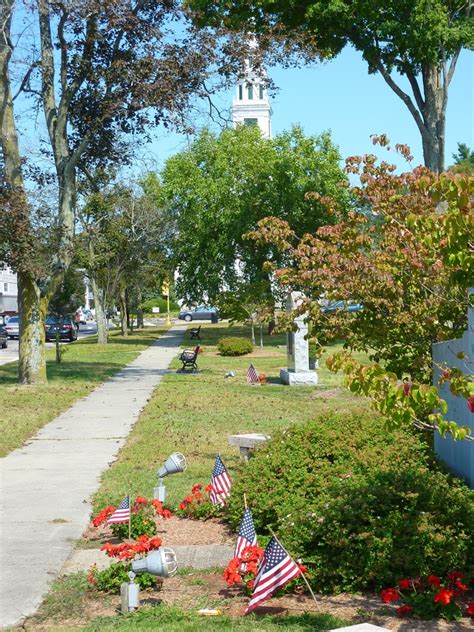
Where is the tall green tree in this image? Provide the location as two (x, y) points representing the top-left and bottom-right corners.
(449, 142), (474, 174)
(190, 0), (473, 173)
(159, 124), (349, 304)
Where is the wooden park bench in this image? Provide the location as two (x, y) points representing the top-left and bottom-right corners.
(179, 345), (200, 372)
(189, 325), (201, 340)
(228, 433), (270, 461)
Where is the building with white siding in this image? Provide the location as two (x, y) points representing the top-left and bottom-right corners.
(0, 266), (18, 312)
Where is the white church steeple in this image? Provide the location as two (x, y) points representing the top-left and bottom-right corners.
(231, 56), (272, 139)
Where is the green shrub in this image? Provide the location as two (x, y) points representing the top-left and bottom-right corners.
(140, 297), (180, 314)
(218, 336), (253, 356)
(88, 562), (157, 593)
(228, 413), (474, 593)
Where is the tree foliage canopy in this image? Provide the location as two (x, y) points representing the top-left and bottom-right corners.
(159, 124), (349, 304)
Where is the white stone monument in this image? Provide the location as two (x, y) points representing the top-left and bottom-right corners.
(432, 289), (474, 488)
(280, 292), (318, 386)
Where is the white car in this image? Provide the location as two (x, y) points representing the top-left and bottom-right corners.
(4, 315), (19, 339)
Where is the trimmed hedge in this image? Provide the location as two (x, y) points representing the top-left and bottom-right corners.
(228, 413), (474, 593)
(140, 297), (180, 313)
(218, 336), (253, 356)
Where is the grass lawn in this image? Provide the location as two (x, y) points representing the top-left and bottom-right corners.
(0, 328), (165, 457)
(30, 572), (351, 631)
(93, 322), (371, 511)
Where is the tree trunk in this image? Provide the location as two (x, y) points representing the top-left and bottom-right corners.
(259, 323), (264, 348)
(119, 288), (128, 337)
(251, 319), (256, 344)
(17, 271), (48, 384)
(55, 334), (61, 364)
(90, 275), (108, 344)
(136, 287), (144, 329)
(421, 65), (446, 173)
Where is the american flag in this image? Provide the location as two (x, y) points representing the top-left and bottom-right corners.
(235, 508), (257, 559)
(247, 364), (259, 384)
(209, 455), (231, 506)
(245, 536), (301, 614)
(107, 496), (130, 524)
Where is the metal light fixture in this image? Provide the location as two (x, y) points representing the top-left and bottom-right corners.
(153, 452), (187, 502)
(122, 549), (179, 612)
(132, 547), (179, 578)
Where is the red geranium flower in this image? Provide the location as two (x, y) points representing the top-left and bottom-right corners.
(447, 571), (463, 582)
(455, 580), (468, 591)
(428, 575), (441, 588)
(466, 601), (474, 616)
(135, 496), (148, 505)
(205, 484), (212, 493)
(191, 483), (203, 494)
(381, 588), (400, 603)
(399, 578), (411, 590)
(434, 589), (453, 606)
(397, 605), (413, 616)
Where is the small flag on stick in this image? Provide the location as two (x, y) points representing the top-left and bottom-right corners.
(246, 364), (259, 384)
(244, 536), (301, 614)
(235, 507), (257, 560)
(107, 496), (130, 524)
(209, 455), (231, 506)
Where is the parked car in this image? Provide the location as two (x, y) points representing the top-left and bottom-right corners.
(4, 315), (19, 339)
(321, 300), (363, 314)
(178, 305), (218, 322)
(0, 324), (8, 349)
(45, 315), (78, 342)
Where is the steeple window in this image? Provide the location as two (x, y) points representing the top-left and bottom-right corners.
(239, 85), (243, 100)
(259, 85), (264, 99)
(247, 83), (253, 100)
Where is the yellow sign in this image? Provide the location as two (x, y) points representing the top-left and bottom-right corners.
(161, 281), (169, 296)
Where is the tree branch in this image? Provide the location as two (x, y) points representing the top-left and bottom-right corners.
(56, 3), (68, 96)
(12, 60), (39, 100)
(38, 0), (57, 143)
(447, 47), (461, 86)
(403, 65), (425, 113)
(376, 59), (429, 144)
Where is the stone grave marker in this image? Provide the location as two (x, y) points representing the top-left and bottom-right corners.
(280, 292), (318, 386)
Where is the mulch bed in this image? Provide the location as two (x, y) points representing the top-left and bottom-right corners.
(25, 569), (473, 631)
(83, 514), (234, 547)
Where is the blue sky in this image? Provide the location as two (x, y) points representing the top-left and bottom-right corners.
(141, 46), (473, 173)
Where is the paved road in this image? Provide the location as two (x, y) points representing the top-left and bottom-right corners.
(0, 321), (107, 367)
(0, 324), (186, 628)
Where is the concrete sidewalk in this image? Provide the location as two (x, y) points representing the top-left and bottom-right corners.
(0, 325), (186, 629)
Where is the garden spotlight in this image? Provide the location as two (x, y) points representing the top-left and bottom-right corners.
(132, 547), (178, 578)
(154, 452), (187, 502)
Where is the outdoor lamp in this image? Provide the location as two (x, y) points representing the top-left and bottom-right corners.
(153, 452), (187, 502)
(132, 547), (178, 578)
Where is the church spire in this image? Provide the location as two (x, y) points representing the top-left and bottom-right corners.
(231, 52), (272, 139)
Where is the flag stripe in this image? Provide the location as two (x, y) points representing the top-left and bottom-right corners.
(245, 566), (300, 613)
(253, 559), (300, 597)
(244, 536), (302, 615)
(107, 496), (130, 524)
(247, 364), (259, 384)
(210, 456), (232, 506)
(235, 508), (258, 560)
